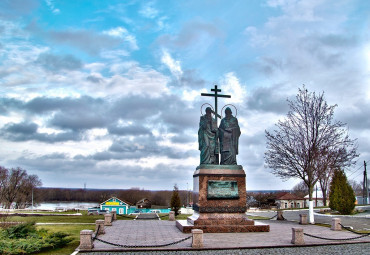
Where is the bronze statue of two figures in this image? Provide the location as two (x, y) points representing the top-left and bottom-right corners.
(198, 107), (240, 165)
(176, 86), (269, 233)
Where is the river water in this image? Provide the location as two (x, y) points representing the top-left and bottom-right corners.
(32, 202), (99, 210)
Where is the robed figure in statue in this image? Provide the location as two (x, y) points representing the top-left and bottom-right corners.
(219, 107), (241, 165)
(198, 107), (219, 165)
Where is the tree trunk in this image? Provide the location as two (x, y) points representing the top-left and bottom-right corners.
(308, 185), (315, 224)
(319, 172), (330, 207)
(322, 187), (327, 206)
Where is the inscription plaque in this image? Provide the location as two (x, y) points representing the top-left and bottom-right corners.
(207, 180), (239, 199)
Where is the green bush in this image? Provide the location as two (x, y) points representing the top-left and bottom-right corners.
(0, 222), (72, 255)
(0, 237), (44, 255)
(5, 222), (37, 239)
(329, 169), (356, 215)
(170, 184), (181, 216)
(44, 232), (73, 249)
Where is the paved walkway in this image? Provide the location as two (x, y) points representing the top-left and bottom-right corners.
(78, 219), (370, 253)
(135, 213), (159, 220)
(247, 206), (370, 231)
(80, 243), (370, 255)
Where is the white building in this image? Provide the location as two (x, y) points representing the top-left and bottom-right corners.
(304, 191), (329, 207)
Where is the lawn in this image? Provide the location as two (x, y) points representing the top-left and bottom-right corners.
(3, 210), (110, 223)
(156, 213), (190, 220)
(1, 210), (132, 254)
(5, 214), (104, 224)
(1, 211), (276, 254)
(247, 215), (271, 220)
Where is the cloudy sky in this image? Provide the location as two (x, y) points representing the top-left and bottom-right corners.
(0, 0), (369, 191)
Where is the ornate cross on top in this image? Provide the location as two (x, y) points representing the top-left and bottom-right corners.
(201, 85), (231, 126)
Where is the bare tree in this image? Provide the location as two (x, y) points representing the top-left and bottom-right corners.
(0, 167), (42, 209)
(316, 147), (357, 206)
(265, 87), (358, 223)
(1, 168), (27, 209)
(0, 166), (8, 202)
(291, 181), (309, 198)
(14, 174), (42, 209)
(348, 179), (363, 196)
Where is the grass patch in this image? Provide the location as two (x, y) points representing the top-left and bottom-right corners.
(347, 229), (370, 234)
(175, 214), (191, 220)
(317, 208), (368, 216)
(156, 213), (191, 220)
(314, 223), (370, 233)
(6, 214), (104, 224)
(7, 210), (82, 214)
(314, 223), (331, 228)
(248, 215), (271, 220)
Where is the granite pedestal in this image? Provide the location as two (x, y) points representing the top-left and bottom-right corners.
(176, 165), (269, 233)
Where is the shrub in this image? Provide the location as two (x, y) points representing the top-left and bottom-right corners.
(44, 232), (73, 249)
(329, 169), (356, 215)
(5, 222), (37, 239)
(0, 222), (72, 255)
(170, 184), (181, 216)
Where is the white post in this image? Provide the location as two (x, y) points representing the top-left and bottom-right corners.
(308, 200), (314, 224)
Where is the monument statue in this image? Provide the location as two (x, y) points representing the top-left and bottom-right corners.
(198, 107), (219, 164)
(219, 107), (241, 165)
(177, 85), (269, 233)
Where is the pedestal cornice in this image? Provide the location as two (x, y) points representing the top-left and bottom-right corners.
(194, 165), (245, 177)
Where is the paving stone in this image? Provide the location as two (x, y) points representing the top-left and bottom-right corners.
(84, 219), (370, 253)
(81, 243), (370, 255)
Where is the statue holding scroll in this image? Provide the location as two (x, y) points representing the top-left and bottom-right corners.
(219, 107), (241, 165)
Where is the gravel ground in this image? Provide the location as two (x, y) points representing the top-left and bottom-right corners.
(80, 242), (370, 255)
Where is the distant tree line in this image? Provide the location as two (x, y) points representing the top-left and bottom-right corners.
(0, 166), (42, 209)
(0, 165), (193, 208)
(36, 187), (191, 207)
(246, 192), (277, 208)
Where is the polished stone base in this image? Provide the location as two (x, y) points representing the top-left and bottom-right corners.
(176, 165), (270, 233)
(176, 219), (270, 233)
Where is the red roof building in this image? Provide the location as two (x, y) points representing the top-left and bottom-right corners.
(275, 192), (305, 209)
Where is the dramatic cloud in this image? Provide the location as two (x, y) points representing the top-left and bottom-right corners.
(1, 121), (82, 143)
(35, 53), (82, 72)
(246, 84), (290, 114)
(0, 0), (368, 191)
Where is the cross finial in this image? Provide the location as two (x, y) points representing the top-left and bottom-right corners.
(201, 85), (231, 126)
